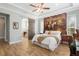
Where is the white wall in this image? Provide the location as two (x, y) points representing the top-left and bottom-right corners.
(0, 3), (37, 44)
(10, 14), (23, 43)
(0, 8), (25, 44)
(35, 18), (44, 34)
(35, 19), (39, 34)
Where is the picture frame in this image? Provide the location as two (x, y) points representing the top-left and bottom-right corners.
(13, 22), (19, 30)
(44, 13), (67, 35)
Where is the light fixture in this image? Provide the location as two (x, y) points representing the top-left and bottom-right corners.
(30, 3), (50, 13)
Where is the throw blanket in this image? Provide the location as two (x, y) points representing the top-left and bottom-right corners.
(37, 36), (47, 44)
(37, 36), (59, 44)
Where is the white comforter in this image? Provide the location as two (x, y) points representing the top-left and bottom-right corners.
(32, 34), (61, 51)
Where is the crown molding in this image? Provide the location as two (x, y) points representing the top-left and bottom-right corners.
(39, 5), (79, 18)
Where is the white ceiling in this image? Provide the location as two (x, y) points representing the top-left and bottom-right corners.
(0, 3), (79, 18)
(9, 3), (73, 15)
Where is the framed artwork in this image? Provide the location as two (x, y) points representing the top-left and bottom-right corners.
(13, 22), (19, 30)
(44, 13), (67, 35)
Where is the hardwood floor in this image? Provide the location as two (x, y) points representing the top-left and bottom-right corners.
(0, 37), (70, 56)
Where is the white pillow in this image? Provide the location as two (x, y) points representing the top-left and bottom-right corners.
(51, 31), (61, 40)
(45, 31), (61, 35)
(51, 31), (61, 36)
(45, 31), (61, 40)
(45, 31), (61, 36)
(45, 31), (50, 34)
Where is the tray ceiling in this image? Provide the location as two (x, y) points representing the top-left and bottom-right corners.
(9, 3), (73, 15)
(0, 3), (79, 18)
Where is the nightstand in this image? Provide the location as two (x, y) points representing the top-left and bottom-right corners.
(61, 35), (72, 44)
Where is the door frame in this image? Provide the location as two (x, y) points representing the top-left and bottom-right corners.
(0, 15), (6, 41)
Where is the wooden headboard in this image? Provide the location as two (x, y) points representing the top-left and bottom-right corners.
(44, 13), (67, 35)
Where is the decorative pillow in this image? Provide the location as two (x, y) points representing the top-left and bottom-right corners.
(45, 31), (61, 36)
(51, 31), (61, 36)
(45, 31), (52, 36)
(45, 31), (61, 41)
(48, 31), (51, 34)
(45, 31), (50, 34)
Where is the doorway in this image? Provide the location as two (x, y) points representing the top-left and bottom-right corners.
(21, 18), (28, 38)
(0, 13), (9, 42)
(0, 16), (6, 41)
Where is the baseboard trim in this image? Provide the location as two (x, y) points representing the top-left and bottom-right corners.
(9, 40), (22, 44)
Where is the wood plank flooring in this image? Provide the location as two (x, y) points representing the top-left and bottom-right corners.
(0, 37), (70, 56)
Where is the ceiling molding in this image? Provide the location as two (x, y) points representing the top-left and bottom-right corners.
(0, 4), (38, 19)
(0, 3), (79, 19)
(8, 3), (74, 17)
(39, 5), (79, 18)
(8, 3), (38, 16)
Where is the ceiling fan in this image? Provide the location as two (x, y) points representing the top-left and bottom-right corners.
(30, 3), (50, 13)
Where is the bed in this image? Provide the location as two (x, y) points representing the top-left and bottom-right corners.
(32, 31), (61, 51)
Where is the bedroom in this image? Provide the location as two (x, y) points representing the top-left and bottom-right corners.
(0, 3), (79, 56)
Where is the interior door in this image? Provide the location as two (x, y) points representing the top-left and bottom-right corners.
(0, 13), (9, 42)
(0, 16), (5, 40)
(28, 18), (35, 40)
